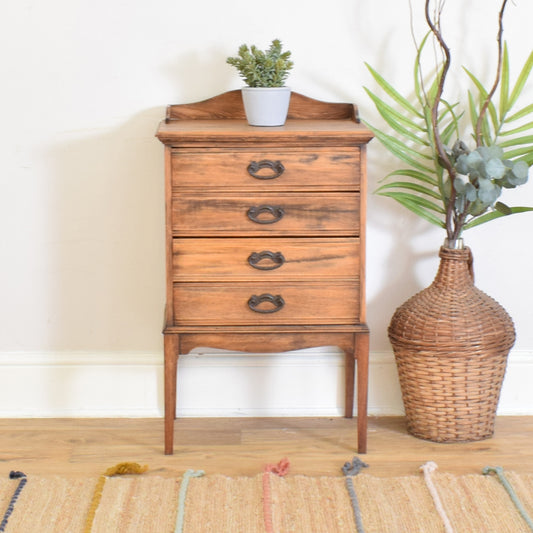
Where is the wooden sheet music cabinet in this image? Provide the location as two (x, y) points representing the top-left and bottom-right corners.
(156, 91), (373, 455)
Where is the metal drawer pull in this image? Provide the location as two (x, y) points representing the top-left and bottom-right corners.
(247, 205), (284, 224)
(248, 294), (285, 313)
(247, 160), (285, 180)
(248, 251), (286, 270)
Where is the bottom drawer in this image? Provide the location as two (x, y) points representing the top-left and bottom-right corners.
(173, 282), (359, 326)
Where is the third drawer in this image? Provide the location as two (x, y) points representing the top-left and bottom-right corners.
(172, 237), (360, 281)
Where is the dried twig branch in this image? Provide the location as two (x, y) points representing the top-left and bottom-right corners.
(424, 0), (457, 239)
(475, 0), (509, 146)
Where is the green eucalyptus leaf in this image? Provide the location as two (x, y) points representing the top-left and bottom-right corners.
(516, 152), (533, 166)
(513, 160), (529, 179)
(485, 158), (507, 179)
(507, 160), (529, 185)
(495, 201), (512, 215)
(477, 178), (502, 204)
(468, 199), (491, 217)
(455, 178), (477, 202)
(455, 154), (470, 175)
(465, 182), (477, 201)
(465, 150), (484, 169)
(454, 177), (467, 193)
(478, 145), (504, 160)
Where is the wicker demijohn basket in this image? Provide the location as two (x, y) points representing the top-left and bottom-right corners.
(388, 246), (516, 442)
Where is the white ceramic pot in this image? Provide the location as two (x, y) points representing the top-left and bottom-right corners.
(241, 87), (291, 126)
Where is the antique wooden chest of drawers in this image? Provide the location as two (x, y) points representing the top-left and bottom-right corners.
(156, 91), (373, 455)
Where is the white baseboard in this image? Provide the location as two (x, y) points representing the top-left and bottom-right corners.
(0, 349), (531, 417)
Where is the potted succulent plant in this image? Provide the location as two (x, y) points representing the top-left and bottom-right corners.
(226, 38), (294, 126)
(365, 0), (533, 443)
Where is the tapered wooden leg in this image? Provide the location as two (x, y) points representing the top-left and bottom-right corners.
(355, 331), (369, 454)
(164, 333), (179, 455)
(344, 338), (356, 418)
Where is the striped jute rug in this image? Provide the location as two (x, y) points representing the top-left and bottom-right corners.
(1, 461), (533, 532)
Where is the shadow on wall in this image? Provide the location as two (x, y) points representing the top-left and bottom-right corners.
(43, 108), (166, 352)
(364, 167), (439, 352)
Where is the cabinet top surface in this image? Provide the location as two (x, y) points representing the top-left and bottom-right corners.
(156, 118), (373, 141)
(155, 90), (373, 145)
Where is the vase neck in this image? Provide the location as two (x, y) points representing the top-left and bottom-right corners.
(443, 238), (464, 250)
(433, 246), (475, 289)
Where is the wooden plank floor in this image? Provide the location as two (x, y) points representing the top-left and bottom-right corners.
(0, 417), (531, 478)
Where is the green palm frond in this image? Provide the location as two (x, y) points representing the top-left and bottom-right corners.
(366, 22), (533, 238)
(464, 206), (533, 230)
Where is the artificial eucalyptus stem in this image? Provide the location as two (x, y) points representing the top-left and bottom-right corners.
(424, 0), (457, 240)
(475, 0), (509, 146)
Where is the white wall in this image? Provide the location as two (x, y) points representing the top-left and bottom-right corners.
(1, 0), (532, 417)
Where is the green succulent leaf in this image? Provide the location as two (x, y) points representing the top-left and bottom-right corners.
(226, 39), (293, 87)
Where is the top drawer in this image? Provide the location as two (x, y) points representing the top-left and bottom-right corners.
(171, 148), (361, 191)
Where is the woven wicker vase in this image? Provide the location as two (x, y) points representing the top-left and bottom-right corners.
(388, 246), (516, 443)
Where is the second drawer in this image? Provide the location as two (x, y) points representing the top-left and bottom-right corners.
(171, 193), (360, 236)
